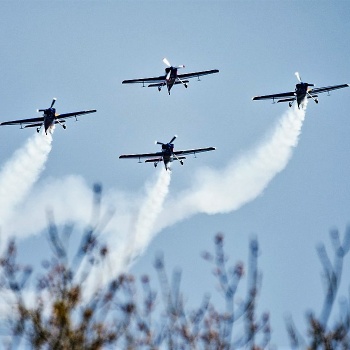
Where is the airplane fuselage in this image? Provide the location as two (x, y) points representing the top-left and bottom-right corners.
(164, 67), (178, 94)
(43, 108), (56, 133)
(295, 82), (313, 107)
(161, 143), (174, 169)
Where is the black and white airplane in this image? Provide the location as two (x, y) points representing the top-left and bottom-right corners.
(119, 135), (216, 170)
(122, 58), (219, 95)
(0, 98), (97, 134)
(252, 72), (349, 108)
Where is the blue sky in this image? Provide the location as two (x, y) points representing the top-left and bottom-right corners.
(1, 1), (350, 347)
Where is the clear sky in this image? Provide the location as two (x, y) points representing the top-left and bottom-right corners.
(0, 1), (350, 347)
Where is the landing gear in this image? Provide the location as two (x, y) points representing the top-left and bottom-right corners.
(158, 86), (161, 92)
(180, 160), (184, 165)
(154, 163), (158, 168)
(63, 124), (66, 129)
(36, 128), (40, 133)
(289, 102), (293, 108)
(184, 84), (188, 88)
(315, 98), (319, 104)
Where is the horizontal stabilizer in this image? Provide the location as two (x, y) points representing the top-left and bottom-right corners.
(148, 83), (165, 88)
(145, 158), (163, 163)
(277, 98), (295, 103)
(174, 80), (189, 85)
(24, 123), (43, 128)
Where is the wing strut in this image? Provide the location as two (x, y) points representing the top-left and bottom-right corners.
(173, 153), (185, 165)
(307, 92), (319, 104)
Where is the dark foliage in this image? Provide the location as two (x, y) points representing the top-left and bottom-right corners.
(1, 184), (350, 349)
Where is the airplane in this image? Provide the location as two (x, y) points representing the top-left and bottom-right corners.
(119, 135), (216, 170)
(122, 58), (219, 95)
(0, 98), (97, 134)
(252, 72), (349, 108)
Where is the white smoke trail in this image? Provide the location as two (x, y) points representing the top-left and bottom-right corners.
(0, 131), (53, 234)
(0, 168), (172, 306)
(2, 103), (306, 276)
(123, 168), (171, 266)
(82, 168), (171, 293)
(154, 103), (307, 233)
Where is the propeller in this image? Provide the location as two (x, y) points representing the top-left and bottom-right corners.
(295, 72), (302, 83)
(155, 135), (177, 146)
(37, 98), (57, 112)
(163, 58), (185, 69)
(169, 135), (177, 143)
(50, 97), (57, 108)
(295, 72), (314, 87)
(163, 58), (171, 67)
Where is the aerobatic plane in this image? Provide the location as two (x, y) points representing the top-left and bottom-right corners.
(119, 135), (216, 170)
(252, 72), (349, 108)
(0, 98), (96, 134)
(122, 58), (219, 95)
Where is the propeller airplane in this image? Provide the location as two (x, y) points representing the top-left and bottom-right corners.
(122, 58), (219, 95)
(119, 135), (216, 170)
(0, 98), (97, 134)
(252, 72), (349, 108)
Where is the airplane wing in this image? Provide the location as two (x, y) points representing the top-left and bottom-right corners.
(309, 84), (349, 95)
(122, 75), (166, 85)
(119, 152), (164, 160)
(56, 109), (97, 120)
(173, 147), (216, 156)
(252, 91), (295, 101)
(178, 69), (219, 80)
(0, 116), (44, 126)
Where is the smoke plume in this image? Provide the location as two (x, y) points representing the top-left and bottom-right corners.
(1, 104), (307, 276)
(0, 131), (53, 233)
(154, 103), (307, 233)
(82, 168), (171, 291)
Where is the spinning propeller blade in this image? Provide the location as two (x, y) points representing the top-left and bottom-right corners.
(169, 135), (177, 144)
(38, 98), (57, 112)
(50, 98), (57, 108)
(163, 58), (171, 67)
(295, 72), (314, 86)
(163, 58), (184, 70)
(156, 135), (177, 145)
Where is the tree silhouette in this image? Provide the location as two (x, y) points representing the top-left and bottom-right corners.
(1, 184), (350, 349)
